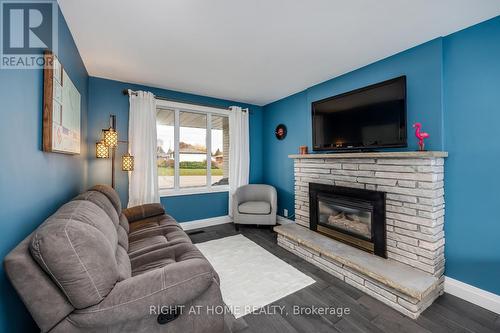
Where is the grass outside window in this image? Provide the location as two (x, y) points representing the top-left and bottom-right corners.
(158, 167), (223, 176)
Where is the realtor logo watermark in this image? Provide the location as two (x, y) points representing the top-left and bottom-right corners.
(1, 0), (58, 69)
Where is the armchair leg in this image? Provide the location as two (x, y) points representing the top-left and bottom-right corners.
(234, 223), (240, 231)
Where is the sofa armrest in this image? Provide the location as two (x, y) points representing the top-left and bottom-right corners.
(69, 258), (217, 327)
(123, 203), (165, 223)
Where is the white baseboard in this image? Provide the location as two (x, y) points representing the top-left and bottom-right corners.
(181, 215), (232, 231)
(444, 276), (500, 314)
(183, 215), (293, 231)
(277, 216), (295, 225)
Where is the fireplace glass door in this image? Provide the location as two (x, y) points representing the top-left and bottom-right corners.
(318, 195), (373, 241)
(309, 183), (386, 258)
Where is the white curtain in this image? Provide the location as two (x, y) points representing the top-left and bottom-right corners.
(128, 90), (160, 207)
(228, 106), (250, 216)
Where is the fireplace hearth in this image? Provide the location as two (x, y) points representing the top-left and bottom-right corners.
(309, 183), (386, 258)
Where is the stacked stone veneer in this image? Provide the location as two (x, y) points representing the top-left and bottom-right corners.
(276, 231), (440, 319)
(293, 154), (446, 277)
(280, 153), (447, 318)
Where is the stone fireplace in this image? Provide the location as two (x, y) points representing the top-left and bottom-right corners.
(274, 151), (447, 319)
(309, 183), (387, 258)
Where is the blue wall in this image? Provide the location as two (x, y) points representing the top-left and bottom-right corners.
(87, 77), (263, 221)
(443, 17), (500, 294)
(0, 5), (89, 333)
(263, 39), (444, 218)
(262, 90), (309, 217)
(262, 17), (500, 295)
(162, 192), (229, 223)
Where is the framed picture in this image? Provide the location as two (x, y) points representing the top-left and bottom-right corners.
(43, 51), (81, 154)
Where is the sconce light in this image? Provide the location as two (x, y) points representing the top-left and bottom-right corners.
(96, 140), (109, 158)
(103, 127), (118, 148)
(122, 153), (134, 171)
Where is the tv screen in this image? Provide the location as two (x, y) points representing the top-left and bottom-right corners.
(312, 76), (407, 151)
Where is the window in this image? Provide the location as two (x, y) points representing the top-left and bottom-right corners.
(179, 112), (207, 188)
(157, 108), (175, 189)
(156, 100), (230, 196)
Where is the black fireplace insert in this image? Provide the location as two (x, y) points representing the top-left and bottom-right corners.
(309, 183), (386, 258)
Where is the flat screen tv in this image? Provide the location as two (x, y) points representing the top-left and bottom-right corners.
(312, 76), (407, 151)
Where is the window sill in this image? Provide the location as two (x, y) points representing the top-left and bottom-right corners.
(159, 186), (230, 198)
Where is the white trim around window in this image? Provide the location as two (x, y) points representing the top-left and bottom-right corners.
(157, 100), (231, 117)
(159, 185), (230, 197)
(156, 99), (231, 198)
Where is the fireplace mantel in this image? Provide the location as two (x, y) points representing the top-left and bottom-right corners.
(289, 151), (448, 159)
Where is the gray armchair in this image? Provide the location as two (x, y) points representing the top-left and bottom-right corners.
(232, 184), (277, 229)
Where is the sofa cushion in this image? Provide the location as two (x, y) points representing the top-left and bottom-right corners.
(128, 214), (181, 241)
(115, 245), (131, 281)
(117, 225), (129, 251)
(128, 236), (167, 256)
(130, 243), (208, 276)
(74, 191), (120, 227)
(238, 201), (271, 215)
(119, 213), (129, 233)
(128, 227), (191, 258)
(29, 200), (119, 309)
(52, 200), (118, 253)
(4, 234), (75, 333)
(90, 184), (122, 214)
(123, 203), (165, 223)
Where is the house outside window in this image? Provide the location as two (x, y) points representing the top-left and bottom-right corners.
(156, 100), (230, 196)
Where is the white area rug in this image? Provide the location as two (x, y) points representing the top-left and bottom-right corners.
(196, 234), (315, 318)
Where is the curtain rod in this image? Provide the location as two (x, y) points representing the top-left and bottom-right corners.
(122, 89), (249, 113)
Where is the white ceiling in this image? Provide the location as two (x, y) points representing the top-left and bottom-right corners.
(58, 0), (500, 106)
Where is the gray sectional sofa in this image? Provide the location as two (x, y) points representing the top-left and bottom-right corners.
(4, 185), (226, 332)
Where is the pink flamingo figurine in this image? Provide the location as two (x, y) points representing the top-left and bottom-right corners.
(413, 123), (429, 151)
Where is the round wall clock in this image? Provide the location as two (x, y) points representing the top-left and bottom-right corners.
(275, 124), (287, 140)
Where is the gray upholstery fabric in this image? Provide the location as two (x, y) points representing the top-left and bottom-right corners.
(130, 243), (208, 276)
(90, 184), (122, 214)
(115, 245), (132, 281)
(51, 200), (118, 252)
(117, 224), (129, 251)
(238, 201), (271, 215)
(4, 234), (74, 333)
(123, 203), (165, 223)
(52, 280), (225, 333)
(119, 213), (130, 233)
(128, 214), (181, 242)
(30, 204), (119, 309)
(4, 185), (225, 333)
(74, 191), (120, 227)
(72, 258), (216, 324)
(128, 227), (191, 259)
(233, 184), (277, 226)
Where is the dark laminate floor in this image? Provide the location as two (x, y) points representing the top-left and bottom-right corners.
(188, 223), (500, 333)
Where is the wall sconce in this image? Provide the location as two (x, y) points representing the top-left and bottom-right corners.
(122, 153), (134, 171)
(95, 114), (134, 188)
